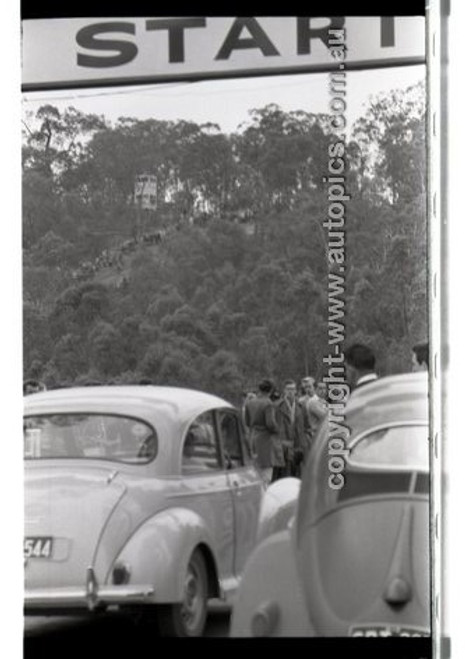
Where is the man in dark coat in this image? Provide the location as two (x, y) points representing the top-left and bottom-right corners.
(274, 379), (306, 480)
(244, 379), (283, 486)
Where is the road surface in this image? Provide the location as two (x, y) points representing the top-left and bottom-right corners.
(24, 601), (231, 656)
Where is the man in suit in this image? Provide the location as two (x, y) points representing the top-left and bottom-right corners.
(274, 379), (306, 479)
(316, 381), (328, 405)
(345, 343), (378, 390)
(244, 379), (283, 486)
(299, 376), (328, 454)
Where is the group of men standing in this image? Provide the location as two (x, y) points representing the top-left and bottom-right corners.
(244, 340), (429, 486)
(243, 376), (328, 486)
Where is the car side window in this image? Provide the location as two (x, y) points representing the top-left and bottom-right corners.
(182, 411), (220, 473)
(237, 415), (253, 462)
(217, 411), (243, 469)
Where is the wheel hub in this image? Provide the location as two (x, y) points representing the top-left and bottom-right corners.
(181, 565), (203, 631)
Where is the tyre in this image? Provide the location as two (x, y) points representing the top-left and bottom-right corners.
(157, 549), (208, 637)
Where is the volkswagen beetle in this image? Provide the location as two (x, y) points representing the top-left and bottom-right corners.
(230, 372), (430, 638)
(24, 385), (268, 636)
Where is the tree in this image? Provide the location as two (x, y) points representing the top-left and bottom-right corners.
(23, 301), (52, 372)
(89, 322), (125, 376)
(23, 105), (106, 179)
(238, 327), (274, 381)
(179, 124), (235, 215)
(205, 350), (243, 403)
(160, 305), (217, 354)
(22, 170), (60, 247)
(21, 86), (428, 388)
(49, 333), (88, 380)
(352, 81), (426, 203)
(49, 282), (110, 340)
(234, 104), (332, 211)
(28, 231), (76, 268)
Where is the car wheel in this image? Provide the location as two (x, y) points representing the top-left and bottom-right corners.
(157, 549), (208, 637)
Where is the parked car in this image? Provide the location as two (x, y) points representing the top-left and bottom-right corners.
(24, 385), (274, 636)
(230, 372), (430, 637)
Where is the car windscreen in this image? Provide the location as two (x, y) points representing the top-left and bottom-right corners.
(24, 414), (158, 463)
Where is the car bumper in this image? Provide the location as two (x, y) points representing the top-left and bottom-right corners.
(25, 567), (155, 612)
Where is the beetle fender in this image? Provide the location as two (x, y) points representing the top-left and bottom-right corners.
(109, 507), (217, 602)
(256, 477), (300, 544)
(230, 528), (313, 637)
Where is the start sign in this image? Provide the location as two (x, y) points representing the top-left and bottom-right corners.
(22, 16), (425, 91)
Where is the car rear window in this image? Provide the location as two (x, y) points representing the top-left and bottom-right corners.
(297, 423), (429, 528)
(335, 425), (429, 504)
(24, 414), (158, 464)
(349, 425), (428, 471)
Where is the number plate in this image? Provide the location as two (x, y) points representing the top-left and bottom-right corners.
(350, 625), (429, 637)
(24, 536), (54, 559)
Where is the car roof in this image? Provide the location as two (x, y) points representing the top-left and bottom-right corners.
(346, 372), (428, 440)
(24, 385), (234, 434)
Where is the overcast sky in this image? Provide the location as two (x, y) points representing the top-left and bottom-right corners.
(22, 64), (425, 135)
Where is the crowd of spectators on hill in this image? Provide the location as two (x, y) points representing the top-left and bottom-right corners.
(70, 229), (169, 282)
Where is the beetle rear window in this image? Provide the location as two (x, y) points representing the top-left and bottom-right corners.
(24, 414), (158, 463)
(349, 425), (428, 471)
(337, 425), (429, 504)
(297, 423), (430, 529)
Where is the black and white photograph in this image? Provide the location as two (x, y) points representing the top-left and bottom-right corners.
(16, 4), (438, 657)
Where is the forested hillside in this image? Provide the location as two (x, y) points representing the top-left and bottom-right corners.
(22, 83), (427, 403)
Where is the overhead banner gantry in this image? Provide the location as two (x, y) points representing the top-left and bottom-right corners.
(22, 16), (425, 91)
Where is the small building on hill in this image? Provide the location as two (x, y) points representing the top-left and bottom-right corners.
(134, 174), (158, 210)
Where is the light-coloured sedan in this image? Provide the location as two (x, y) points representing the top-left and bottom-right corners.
(24, 386), (267, 636)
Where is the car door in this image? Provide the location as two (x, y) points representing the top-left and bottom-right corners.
(178, 410), (235, 581)
(216, 408), (263, 576)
